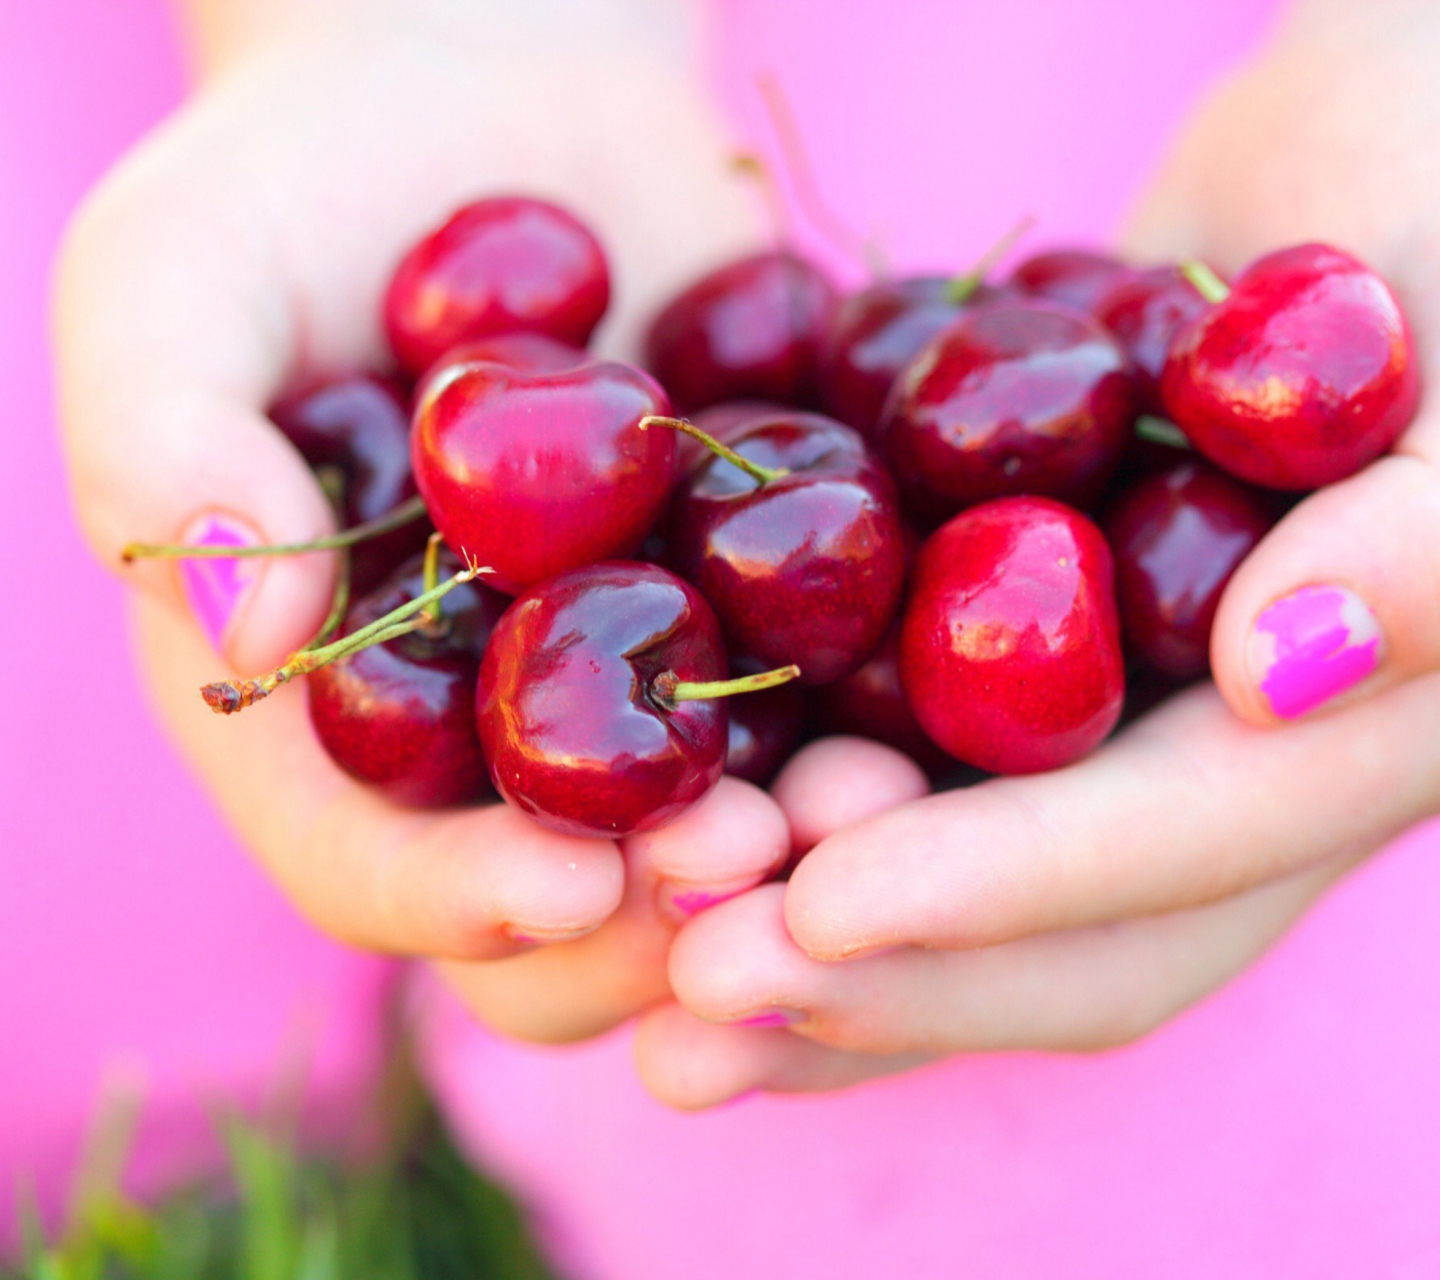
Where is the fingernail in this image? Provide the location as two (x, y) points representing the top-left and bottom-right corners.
(502, 922), (598, 946)
(656, 875), (761, 925)
(1248, 584), (1382, 719)
(732, 1008), (806, 1028)
(177, 513), (263, 655)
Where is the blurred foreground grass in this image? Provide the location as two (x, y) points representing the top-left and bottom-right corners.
(5, 1048), (555, 1280)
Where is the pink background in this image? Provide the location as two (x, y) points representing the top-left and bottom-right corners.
(4, 0), (1440, 1275)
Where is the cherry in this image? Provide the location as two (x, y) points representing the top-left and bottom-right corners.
(477, 561), (798, 838)
(307, 548), (509, 807)
(412, 359), (674, 595)
(643, 251), (837, 413)
(878, 298), (1136, 526)
(1105, 458), (1273, 680)
(723, 660), (807, 786)
(662, 413), (907, 685)
(269, 373), (431, 593)
(679, 399), (789, 473)
(384, 196), (610, 377)
(1009, 248), (1136, 313)
(1096, 266), (1211, 413)
(900, 496), (1125, 774)
(418, 331), (588, 395)
(1160, 245), (1419, 490)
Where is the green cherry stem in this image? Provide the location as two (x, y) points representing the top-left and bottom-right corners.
(121, 495), (429, 564)
(653, 663), (802, 707)
(639, 416), (790, 486)
(1135, 415), (1192, 450)
(200, 558), (486, 715)
(1180, 260), (1230, 305)
(946, 213), (1037, 304)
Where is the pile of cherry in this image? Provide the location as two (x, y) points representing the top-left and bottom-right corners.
(149, 196), (1419, 841)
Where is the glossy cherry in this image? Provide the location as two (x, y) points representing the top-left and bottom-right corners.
(1096, 266), (1211, 413)
(878, 299), (1136, 525)
(1160, 245), (1420, 490)
(307, 549), (509, 807)
(644, 251), (837, 413)
(384, 196), (610, 377)
(412, 359), (673, 595)
(269, 373), (431, 593)
(477, 562), (732, 839)
(665, 413), (907, 685)
(1105, 459), (1273, 680)
(819, 276), (1009, 438)
(1009, 248), (1136, 313)
(723, 661), (807, 786)
(900, 496), (1125, 774)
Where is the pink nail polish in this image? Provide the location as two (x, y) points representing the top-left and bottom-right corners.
(656, 877), (756, 924)
(733, 1008), (805, 1028)
(177, 513), (262, 655)
(1249, 584), (1382, 719)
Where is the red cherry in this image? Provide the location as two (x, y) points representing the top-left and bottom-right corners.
(819, 276), (1010, 438)
(477, 563), (784, 838)
(1105, 459), (1273, 680)
(1160, 245), (1420, 490)
(644, 251), (837, 413)
(723, 662), (807, 786)
(1096, 266), (1211, 413)
(421, 331), (588, 387)
(900, 497), (1125, 773)
(664, 413), (907, 685)
(412, 359), (674, 595)
(307, 549), (508, 807)
(269, 373), (432, 593)
(878, 299), (1136, 526)
(1009, 248), (1136, 313)
(384, 197), (610, 377)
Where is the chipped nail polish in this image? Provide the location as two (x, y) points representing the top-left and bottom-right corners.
(177, 513), (263, 655)
(733, 1008), (806, 1028)
(1249, 584), (1382, 719)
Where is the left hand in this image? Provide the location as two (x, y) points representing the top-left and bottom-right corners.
(633, 4), (1440, 1107)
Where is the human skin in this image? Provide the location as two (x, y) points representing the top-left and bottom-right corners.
(54, 0), (1440, 1084)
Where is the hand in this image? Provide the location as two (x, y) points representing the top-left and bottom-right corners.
(634, 3), (1440, 1106)
(56, 0), (782, 1043)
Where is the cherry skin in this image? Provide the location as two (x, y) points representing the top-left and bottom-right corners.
(819, 276), (1009, 438)
(666, 414), (907, 685)
(723, 662), (807, 787)
(878, 299), (1136, 526)
(476, 562), (729, 839)
(269, 373), (431, 593)
(384, 196), (610, 377)
(900, 496), (1125, 774)
(307, 549), (509, 807)
(1096, 266), (1211, 413)
(1009, 248), (1136, 313)
(412, 359), (674, 595)
(644, 251), (837, 413)
(1160, 244), (1420, 490)
(1105, 458), (1273, 680)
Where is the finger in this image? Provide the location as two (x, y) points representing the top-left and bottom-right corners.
(669, 861), (1346, 1063)
(771, 737), (931, 856)
(633, 1002), (930, 1111)
(135, 590), (624, 960)
(781, 678), (1440, 958)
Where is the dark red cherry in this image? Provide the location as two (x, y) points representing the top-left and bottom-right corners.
(412, 360), (674, 595)
(269, 373), (431, 593)
(819, 276), (1009, 438)
(666, 414), (907, 685)
(900, 497), (1124, 774)
(1009, 248), (1136, 313)
(476, 562), (730, 838)
(1096, 266), (1211, 412)
(679, 400), (789, 472)
(1105, 459), (1273, 680)
(307, 549), (509, 807)
(878, 299), (1136, 526)
(814, 623), (951, 775)
(644, 251), (837, 413)
(1160, 245), (1419, 490)
(384, 197), (610, 377)
(723, 661), (807, 787)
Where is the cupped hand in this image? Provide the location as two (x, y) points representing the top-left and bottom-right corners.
(56, 3), (780, 1042)
(636, 7), (1440, 1106)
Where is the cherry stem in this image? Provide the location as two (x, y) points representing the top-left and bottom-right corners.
(947, 214), (1037, 304)
(1135, 415), (1192, 450)
(1180, 260), (1229, 305)
(654, 664), (802, 707)
(199, 558), (485, 715)
(120, 494), (429, 564)
(639, 416), (790, 486)
(731, 151), (795, 251)
(419, 531), (445, 632)
(304, 549), (351, 652)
